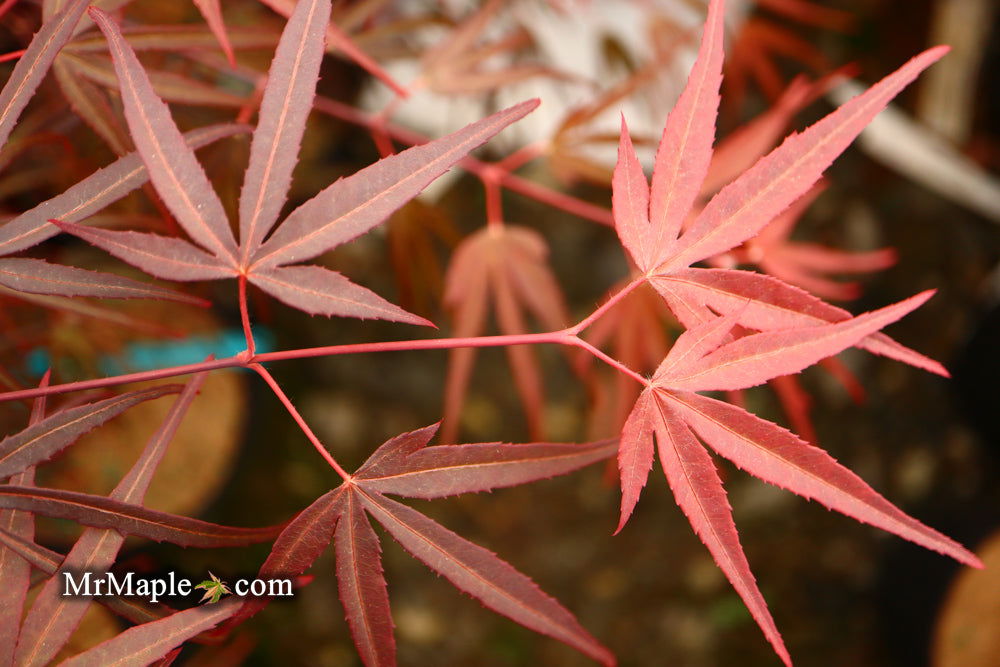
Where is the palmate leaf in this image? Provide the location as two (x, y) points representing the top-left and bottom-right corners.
(613, 304), (981, 664)
(239, 425), (616, 666)
(14, 373), (208, 667)
(68, 6), (536, 326)
(612, 0), (949, 376)
(442, 226), (568, 440)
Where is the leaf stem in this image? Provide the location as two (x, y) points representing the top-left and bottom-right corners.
(238, 275), (256, 358)
(250, 363), (350, 479)
(0, 282), (654, 403)
(568, 276), (645, 334)
(564, 337), (649, 386)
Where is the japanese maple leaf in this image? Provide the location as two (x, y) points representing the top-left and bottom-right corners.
(230, 424), (618, 666)
(195, 572), (233, 604)
(604, 0), (981, 663)
(616, 301), (980, 665)
(58, 2), (537, 326)
(613, 0), (948, 376)
(442, 225), (568, 441)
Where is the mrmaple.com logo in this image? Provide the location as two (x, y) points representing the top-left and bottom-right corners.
(61, 570), (292, 604)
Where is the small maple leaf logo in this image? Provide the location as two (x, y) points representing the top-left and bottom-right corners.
(194, 572), (232, 604)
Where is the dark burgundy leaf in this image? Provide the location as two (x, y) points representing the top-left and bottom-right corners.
(0, 487), (281, 547)
(231, 488), (344, 626)
(59, 600), (239, 667)
(362, 493), (613, 666)
(335, 491), (394, 667)
(14, 373), (207, 667)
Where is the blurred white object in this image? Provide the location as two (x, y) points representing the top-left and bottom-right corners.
(829, 79), (1000, 224)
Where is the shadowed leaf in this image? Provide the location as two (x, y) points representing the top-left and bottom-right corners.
(231, 488), (344, 626)
(0, 0), (89, 150)
(0, 487), (281, 547)
(0, 385), (178, 480)
(0, 375), (48, 665)
(192, 0), (236, 65)
(13, 374), (208, 667)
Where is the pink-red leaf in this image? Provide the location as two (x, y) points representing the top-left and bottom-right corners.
(0, 257), (207, 303)
(355, 424), (616, 499)
(663, 47), (948, 271)
(0, 385), (178, 480)
(652, 397), (790, 666)
(192, 0), (235, 66)
(0, 487), (281, 548)
(615, 390), (656, 534)
(90, 7), (237, 262)
(646, 0), (725, 262)
(257, 0), (407, 97)
(54, 222), (238, 282)
(361, 492), (614, 666)
(249, 264), (430, 325)
(0, 0), (89, 150)
(58, 600), (238, 667)
(611, 117), (651, 271)
(651, 268), (948, 375)
(239, 0), (331, 261)
(657, 290), (933, 391)
(335, 492), (395, 667)
(0, 124), (248, 256)
(251, 100), (539, 268)
(664, 390), (981, 567)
